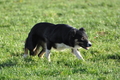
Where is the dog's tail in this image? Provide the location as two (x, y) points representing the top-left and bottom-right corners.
(23, 48), (29, 58)
(24, 32), (37, 56)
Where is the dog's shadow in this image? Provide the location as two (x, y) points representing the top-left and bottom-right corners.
(0, 52), (26, 69)
(0, 60), (17, 69)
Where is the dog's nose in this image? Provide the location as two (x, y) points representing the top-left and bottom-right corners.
(88, 41), (92, 47)
(89, 44), (92, 47)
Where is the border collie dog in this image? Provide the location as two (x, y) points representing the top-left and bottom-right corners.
(23, 22), (92, 61)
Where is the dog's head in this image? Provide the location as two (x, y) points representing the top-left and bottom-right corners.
(70, 28), (92, 50)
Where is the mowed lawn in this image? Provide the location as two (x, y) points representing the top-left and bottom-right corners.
(0, 0), (120, 80)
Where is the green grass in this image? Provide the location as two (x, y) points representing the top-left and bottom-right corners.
(0, 0), (120, 80)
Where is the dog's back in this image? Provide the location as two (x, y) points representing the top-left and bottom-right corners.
(30, 22), (55, 37)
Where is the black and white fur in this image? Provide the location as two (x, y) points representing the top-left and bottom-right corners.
(23, 22), (92, 61)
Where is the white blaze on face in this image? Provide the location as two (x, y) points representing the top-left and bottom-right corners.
(88, 41), (92, 45)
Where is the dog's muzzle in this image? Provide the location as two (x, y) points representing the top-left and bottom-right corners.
(86, 41), (92, 50)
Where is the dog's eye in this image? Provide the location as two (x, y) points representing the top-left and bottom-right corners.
(81, 37), (85, 40)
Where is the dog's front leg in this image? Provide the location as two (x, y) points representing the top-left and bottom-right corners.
(72, 48), (85, 61)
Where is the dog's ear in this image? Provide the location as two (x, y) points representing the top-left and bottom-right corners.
(70, 29), (76, 37)
(79, 28), (85, 31)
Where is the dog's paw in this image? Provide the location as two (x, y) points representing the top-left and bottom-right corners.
(48, 59), (51, 62)
(23, 54), (28, 58)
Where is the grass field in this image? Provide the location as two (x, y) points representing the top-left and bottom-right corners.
(0, 0), (120, 80)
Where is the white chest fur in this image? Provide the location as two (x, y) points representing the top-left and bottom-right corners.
(55, 43), (71, 50)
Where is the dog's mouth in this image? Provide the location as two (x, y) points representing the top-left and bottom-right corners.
(84, 47), (90, 50)
(81, 44), (92, 50)
(77, 41), (92, 50)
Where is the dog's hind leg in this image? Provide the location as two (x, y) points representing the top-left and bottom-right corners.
(45, 41), (53, 62)
(38, 48), (45, 58)
(38, 42), (46, 58)
(32, 45), (40, 56)
(46, 49), (51, 62)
